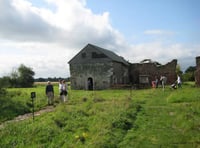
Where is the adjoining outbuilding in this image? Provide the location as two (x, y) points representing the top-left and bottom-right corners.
(129, 59), (177, 88)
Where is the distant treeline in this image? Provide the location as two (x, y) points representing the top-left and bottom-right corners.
(0, 64), (70, 88)
(34, 77), (70, 82)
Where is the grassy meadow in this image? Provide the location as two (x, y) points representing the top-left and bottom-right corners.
(0, 82), (200, 147)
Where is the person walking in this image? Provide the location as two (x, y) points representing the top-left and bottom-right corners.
(58, 79), (62, 99)
(45, 81), (54, 105)
(60, 80), (68, 102)
(160, 75), (167, 91)
(155, 76), (159, 88)
(177, 75), (182, 88)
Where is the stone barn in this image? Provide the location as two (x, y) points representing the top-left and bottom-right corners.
(129, 59), (177, 87)
(69, 43), (178, 90)
(68, 44), (129, 90)
(195, 56), (200, 86)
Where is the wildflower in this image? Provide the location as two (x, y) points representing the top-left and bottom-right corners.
(82, 132), (88, 138)
(75, 135), (79, 139)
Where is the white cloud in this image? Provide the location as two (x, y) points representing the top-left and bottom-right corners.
(0, 0), (122, 47)
(119, 41), (200, 71)
(144, 29), (175, 36)
(0, 0), (199, 78)
(0, 41), (76, 77)
(0, 0), (126, 78)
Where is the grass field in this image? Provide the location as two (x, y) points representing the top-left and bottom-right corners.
(0, 83), (200, 147)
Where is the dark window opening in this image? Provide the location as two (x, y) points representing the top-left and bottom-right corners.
(92, 52), (107, 58)
(82, 53), (86, 58)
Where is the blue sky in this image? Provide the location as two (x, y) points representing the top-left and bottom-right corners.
(87, 0), (200, 43)
(0, 0), (199, 78)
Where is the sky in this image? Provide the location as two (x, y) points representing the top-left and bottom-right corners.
(0, 0), (199, 78)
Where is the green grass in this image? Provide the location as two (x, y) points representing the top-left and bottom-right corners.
(0, 83), (200, 147)
(0, 85), (47, 122)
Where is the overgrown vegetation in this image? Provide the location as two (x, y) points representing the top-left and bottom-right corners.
(0, 85), (49, 122)
(0, 83), (200, 147)
(182, 66), (196, 82)
(0, 64), (35, 88)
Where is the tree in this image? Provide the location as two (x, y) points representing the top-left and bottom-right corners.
(0, 76), (12, 88)
(176, 64), (183, 75)
(0, 64), (35, 88)
(182, 66), (196, 81)
(185, 66), (196, 73)
(18, 64), (35, 87)
(10, 68), (19, 87)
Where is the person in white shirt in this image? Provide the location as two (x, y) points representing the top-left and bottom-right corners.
(60, 80), (68, 102)
(59, 80), (62, 94)
(160, 75), (167, 91)
(177, 75), (182, 88)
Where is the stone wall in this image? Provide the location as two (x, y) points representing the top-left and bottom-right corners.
(129, 59), (177, 86)
(70, 62), (113, 90)
(112, 62), (129, 85)
(70, 59), (177, 89)
(195, 56), (200, 86)
(69, 62), (129, 90)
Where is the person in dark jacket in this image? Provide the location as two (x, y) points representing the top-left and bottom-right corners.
(45, 81), (54, 105)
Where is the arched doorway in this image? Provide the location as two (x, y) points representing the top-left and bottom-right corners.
(87, 77), (93, 90)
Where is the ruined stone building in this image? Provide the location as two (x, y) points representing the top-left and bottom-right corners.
(68, 44), (129, 90)
(129, 59), (177, 87)
(69, 44), (177, 90)
(195, 56), (200, 86)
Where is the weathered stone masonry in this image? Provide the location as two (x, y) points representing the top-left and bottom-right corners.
(129, 59), (177, 86)
(69, 44), (129, 90)
(69, 44), (177, 90)
(195, 56), (200, 86)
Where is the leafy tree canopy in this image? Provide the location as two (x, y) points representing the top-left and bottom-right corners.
(182, 66), (196, 81)
(0, 64), (35, 88)
(185, 66), (196, 73)
(17, 64), (35, 87)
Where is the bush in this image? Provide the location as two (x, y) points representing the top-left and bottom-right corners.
(0, 90), (33, 122)
(0, 64), (35, 88)
(182, 72), (195, 81)
(0, 76), (12, 88)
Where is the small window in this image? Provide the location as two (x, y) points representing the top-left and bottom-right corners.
(92, 52), (107, 58)
(139, 75), (149, 84)
(82, 53), (86, 58)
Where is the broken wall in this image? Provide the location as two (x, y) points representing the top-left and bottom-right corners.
(195, 56), (200, 86)
(129, 59), (177, 86)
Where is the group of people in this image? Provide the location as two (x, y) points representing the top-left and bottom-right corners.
(152, 75), (167, 89)
(45, 80), (68, 105)
(152, 74), (182, 91)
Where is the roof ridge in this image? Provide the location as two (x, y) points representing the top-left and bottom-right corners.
(69, 43), (129, 65)
(87, 44), (128, 65)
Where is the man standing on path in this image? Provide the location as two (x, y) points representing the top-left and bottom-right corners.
(45, 81), (54, 105)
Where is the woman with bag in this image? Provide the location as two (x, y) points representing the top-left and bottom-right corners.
(61, 80), (68, 102)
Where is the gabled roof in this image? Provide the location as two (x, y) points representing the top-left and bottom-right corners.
(68, 43), (129, 66)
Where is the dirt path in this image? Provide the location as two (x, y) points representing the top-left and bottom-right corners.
(0, 106), (54, 129)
